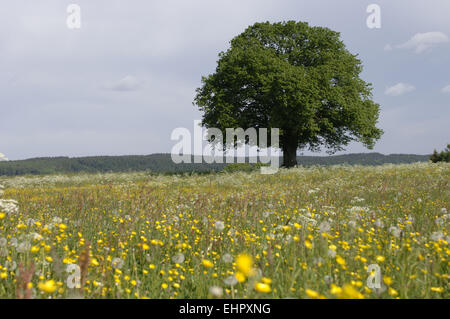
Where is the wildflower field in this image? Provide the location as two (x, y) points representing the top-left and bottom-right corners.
(0, 163), (448, 299)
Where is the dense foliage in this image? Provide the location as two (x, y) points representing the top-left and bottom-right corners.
(195, 21), (383, 167)
(430, 144), (450, 163)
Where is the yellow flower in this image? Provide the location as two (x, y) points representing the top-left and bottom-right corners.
(261, 277), (272, 284)
(383, 276), (392, 285)
(336, 255), (346, 266)
(202, 259), (214, 268)
(161, 283), (168, 289)
(142, 243), (150, 250)
(30, 246), (40, 253)
(304, 240), (313, 249)
(330, 284), (342, 295)
(235, 272), (246, 283)
(306, 289), (319, 298)
(431, 287), (444, 293)
(38, 280), (57, 293)
(376, 256), (385, 262)
(255, 282), (272, 293)
(0, 212), (5, 219)
(388, 287), (398, 297)
(236, 253), (253, 276)
(336, 284), (364, 299)
(0, 272), (7, 279)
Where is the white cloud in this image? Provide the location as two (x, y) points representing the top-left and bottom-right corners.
(384, 44), (393, 51)
(0, 153), (9, 161)
(104, 75), (142, 92)
(441, 84), (450, 94)
(385, 83), (416, 96)
(395, 32), (449, 54)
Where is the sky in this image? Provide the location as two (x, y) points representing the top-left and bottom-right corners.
(0, 0), (449, 161)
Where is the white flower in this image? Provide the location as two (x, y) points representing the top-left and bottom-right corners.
(388, 226), (401, 238)
(284, 234), (292, 244)
(308, 188), (319, 194)
(111, 257), (124, 269)
(171, 253), (185, 264)
(172, 216), (180, 223)
(431, 231), (444, 242)
(374, 219), (384, 228)
(214, 221), (225, 232)
(351, 197), (365, 203)
(319, 221), (331, 233)
(51, 217), (62, 224)
(223, 275), (238, 286)
(222, 253), (233, 263)
(10, 238), (17, 247)
(263, 211), (273, 218)
(348, 206), (370, 214)
(209, 286), (223, 297)
(328, 249), (336, 258)
(30, 232), (43, 241)
(17, 241), (31, 253)
(0, 199), (19, 214)
(297, 215), (317, 226)
(5, 260), (17, 271)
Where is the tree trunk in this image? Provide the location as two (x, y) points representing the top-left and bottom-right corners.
(282, 134), (298, 168)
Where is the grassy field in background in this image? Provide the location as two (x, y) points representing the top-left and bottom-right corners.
(0, 162), (448, 299)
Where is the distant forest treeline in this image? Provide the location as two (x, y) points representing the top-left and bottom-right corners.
(0, 153), (430, 176)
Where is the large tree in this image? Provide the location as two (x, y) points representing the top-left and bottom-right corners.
(194, 21), (383, 167)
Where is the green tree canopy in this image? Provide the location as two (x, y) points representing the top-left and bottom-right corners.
(194, 21), (383, 167)
(430, 144), (450, 163)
